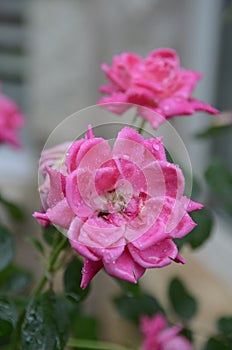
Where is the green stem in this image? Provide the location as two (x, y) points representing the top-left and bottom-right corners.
(137, 119), (146, 134)
(68, 338), (135, 350)
(11, 310), (25, 350)
(32, 236), (68, 296)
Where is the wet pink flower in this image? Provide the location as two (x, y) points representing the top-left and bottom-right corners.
(140, 314), (192, 350)
(99, 48), (218, 129)
(34, 126), (203, 288)
(0, 88), (25, 147)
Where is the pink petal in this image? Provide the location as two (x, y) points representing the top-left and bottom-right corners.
(159, 325), (182, 343)
(104, 248), (145, 283)
(159, 162), (185, 199)
(130, 216), (167, 250)
(46, 167), (65, 208)
(95, 159), (120, 194)
(190, 98), (219, 115)
(65, 139), (86, 173)
(99, 84), (117, 94)
(113, 127), (157, 171)
(39, 142), (71, 176)
(98, 94), (130, 114)
(33, 212), (50, 227)
(126, 86), (156, 105)
(125, 198), (167, 245)
(78, 215), (126, 248)
(68, 217), (100, 261)
(163, 336), (191, 350)
(137, 106), (166, 129)
(80, 258), (103, 289)
(169, 213), (197, 239)
(66, 170), (94, 217)
(173, 254), (185, 264)
(175, 70), (202, 98)
(46, 198), (75, 229)
(86, 125), (95, 139)
(143, 137), (166, 161)
(66, 137), (111, 173)
(128, 239), (177, 268)
(187, 199), (203, 212)
(140, 314), (167, 337)
(149, 48), (179, 67)
(159, 97), (195, 117)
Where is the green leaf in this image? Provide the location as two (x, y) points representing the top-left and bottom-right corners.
(180, 327), (193, 342)
(71, 315), (98, 340)
(188, 208), (213, 249)
(0, 225), (14, 272)
(191, 176), (202, 201)
(165, 149), (174, 163)
(114, 292), (165, 325)
(217, 317), (232, 340)
(168, 277), (197, 321)
(115, 279), (142, 298)
(26, 236), (44, 255)
(0, 265), (32, 293)
(175, 208), (213, 250)
(205, 159), (232, 200)
(68, 338), (132, 350)
(0, 195), (24, 221)
(204, 337), (230, 350)
(0, 296), (18, 338)
(12, 296), (29, 311)
(205, 159), (232, 216)
(21, 290), (69, 350)
(64, 258), (90, 303)
(196, 124), (232, 139)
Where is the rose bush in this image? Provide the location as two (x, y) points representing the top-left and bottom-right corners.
(0, 87), (25, 148)
(140, 313), (191, 350)
(34, 126), (202, 289)
(99, 48), (218, 129)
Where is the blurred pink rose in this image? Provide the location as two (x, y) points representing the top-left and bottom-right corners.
(99, 48), (218, 129)
(0, 89), (25, 147)
(34, 126), (202, 288)
(140, 314), (191, 350)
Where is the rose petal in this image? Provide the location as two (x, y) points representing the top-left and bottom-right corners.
(104, 248), (145, 283)
(128, 239), (177, 268)
(80, 258), (103, 289)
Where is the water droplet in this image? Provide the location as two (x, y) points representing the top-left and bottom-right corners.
(153, 144), (160, 151)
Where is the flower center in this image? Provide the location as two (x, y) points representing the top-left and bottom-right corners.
(97, 179), (146, 225)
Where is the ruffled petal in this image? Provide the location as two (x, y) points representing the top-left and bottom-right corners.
(128, 239), (177, 268)
(78, 215), (126, 248)
(66, 170), (94, 217)
(104, 248), (145, 283)
(46, 198), (75, 229)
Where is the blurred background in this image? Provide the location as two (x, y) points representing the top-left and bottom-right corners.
(0, 0), (232, 346)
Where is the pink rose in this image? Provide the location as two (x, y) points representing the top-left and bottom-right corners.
(99, 49), (218, 129)
(34, 126), (203, 288)
(140, 314), (192, 350)
(0, 88), (25, 147)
